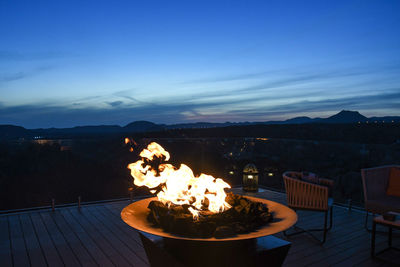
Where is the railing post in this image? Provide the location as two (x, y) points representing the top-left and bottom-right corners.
(347, 199), (352, 212)
(51, 198), (55, 212)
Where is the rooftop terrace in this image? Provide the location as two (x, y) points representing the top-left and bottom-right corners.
(1, 188), (399, 267)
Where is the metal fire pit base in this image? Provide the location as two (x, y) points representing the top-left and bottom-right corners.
(139, 231), (291, 267)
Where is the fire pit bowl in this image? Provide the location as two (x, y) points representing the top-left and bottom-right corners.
(121, 195), (297, 241)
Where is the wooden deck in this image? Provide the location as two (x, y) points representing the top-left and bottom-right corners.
(1, 189), (399, 267)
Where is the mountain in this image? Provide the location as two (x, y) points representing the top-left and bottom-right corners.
(1, 111), (399, 140)
(30, 125), (122, 137)
(0, 121), (165, 140)
(166, 122), (249, 129)
(282, 116), (313, 124)
(53, 125), (121, 134)
(0, 125), (30, 140)
(123, 121), (164, 132)
(321, 110), (367, 123)
(368, 116), (400, 123)
(282, 116), (322, 124)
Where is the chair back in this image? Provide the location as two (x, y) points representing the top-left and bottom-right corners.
(283, 171), (329, 211)
(361, 165), (399, 203)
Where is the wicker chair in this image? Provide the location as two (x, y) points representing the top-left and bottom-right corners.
(282, 171), (334, 244)
(361, 165), (400, 230)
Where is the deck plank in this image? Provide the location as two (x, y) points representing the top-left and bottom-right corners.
(19, 214), (47, 267)
(39, 211), (81, 267)
(0, 216), (13, 267)
(284, 208), (364, 257)
(48, 210), (97, 267)
(30, 212), (64, 266)
(85, 205), (149, 266)
(99, 203), (149, 262)
(305, 232), (381, 266)
(103, 202), (144, 244)
(284, 214), (372, 266)
(59, 208), (114, 267)
(67, 207), (132, 267)
(8, 215), (30, 267)
(91, 205), (149, 266)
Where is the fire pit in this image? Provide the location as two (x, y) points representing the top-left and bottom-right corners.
(121, 142), (297, 266)
(121, 195), (297, 241)
(121, 195), (296, 267)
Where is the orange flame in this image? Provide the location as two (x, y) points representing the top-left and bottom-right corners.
(127, 142), (231, 219)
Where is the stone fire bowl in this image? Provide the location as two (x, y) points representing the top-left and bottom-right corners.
(121, 195), (297, 242)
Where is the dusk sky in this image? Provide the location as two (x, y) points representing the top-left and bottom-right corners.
(1, 0), (399, 128)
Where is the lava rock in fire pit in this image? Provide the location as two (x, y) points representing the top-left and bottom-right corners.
(146, 192), (273, 238)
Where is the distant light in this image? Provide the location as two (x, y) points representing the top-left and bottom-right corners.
(247, 175), (254, 179)
(229, 171), (234, 175)
(268, 172), (274, 176)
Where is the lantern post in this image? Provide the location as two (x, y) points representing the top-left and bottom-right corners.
(243, 163), (259, 192)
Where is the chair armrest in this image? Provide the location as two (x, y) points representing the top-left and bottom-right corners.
(318, 178), (334, 188)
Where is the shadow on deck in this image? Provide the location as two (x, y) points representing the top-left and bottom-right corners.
(1, 188), (399, 266)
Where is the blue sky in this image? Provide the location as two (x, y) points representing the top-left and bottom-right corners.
(0, 0), (399, 128)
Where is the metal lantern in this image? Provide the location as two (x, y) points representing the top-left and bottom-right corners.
(243, 163), (259, 192)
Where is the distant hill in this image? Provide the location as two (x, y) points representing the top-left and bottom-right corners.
(320, 110), (367, 123)
(266, 110), (399, 125)
(263, 116), (321, 124)
(368, 116), (400, 123)
(1, 110), (399, 140)
(123, 121), (164, 132)
(282, 116), (317, 124)
(0, 125), (30, 140)
(0, 120), (164, 140)
(166, 121), (250, 129)
(40, 125), (122, 135)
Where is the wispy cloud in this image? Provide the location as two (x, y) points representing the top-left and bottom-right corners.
(181, 62), (400, 106)
(215, 90), (400, 119)
(183, 61), (400, 85)
(112, 89), (151, 105)
(182, 70), (282, 84)
(107, 101), (123, 107)
(0, 72), (27, 82)
(177, 69), (378, 104)
(1, 88), (399, 128)
(0, 66), (55, 84)
(0, 50), (76, 62)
